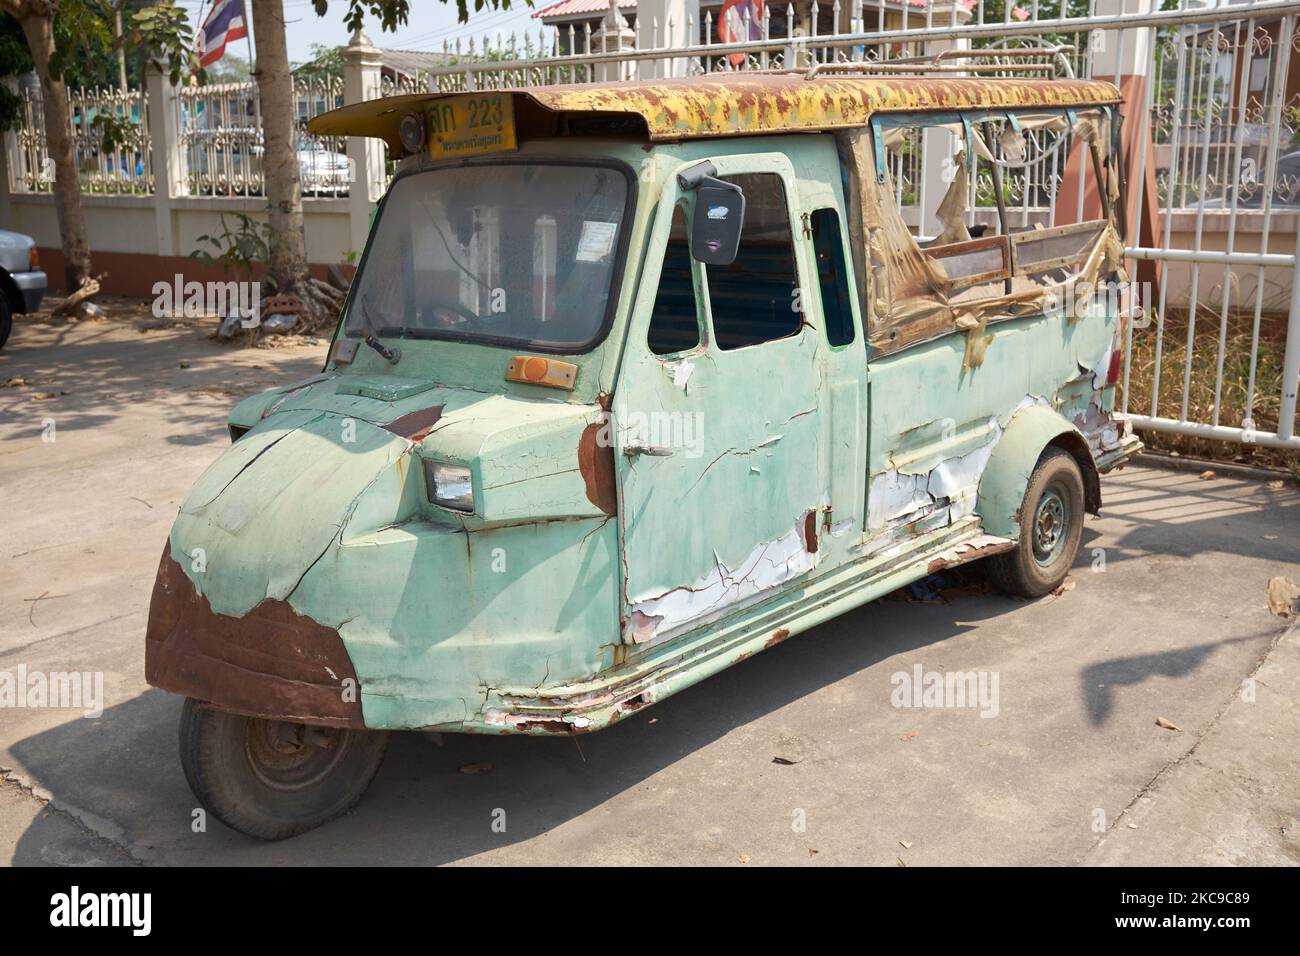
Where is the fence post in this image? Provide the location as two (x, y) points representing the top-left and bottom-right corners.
(595, 3), (636, 82)
(917, 12), (969, 238)
(637, 0), (695, 78)
(343, 28), (385, 260)
(145, 61), (184, 258)
(1279, 229), (1300, 441)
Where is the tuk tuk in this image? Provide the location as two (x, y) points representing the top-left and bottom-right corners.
(146, 66), (1141, 839)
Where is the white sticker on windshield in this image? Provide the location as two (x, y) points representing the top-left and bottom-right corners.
(575, 220), (618, 263)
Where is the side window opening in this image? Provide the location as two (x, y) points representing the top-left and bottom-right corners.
(810, 207), (856, 348)
(705, 172), (802, 351)
(879, 121), (1014, 303)
(860, 108), (1123, 358)
(647, 204), (702, 356)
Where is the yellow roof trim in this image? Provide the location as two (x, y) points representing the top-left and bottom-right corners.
(307, 75), (1121, 151)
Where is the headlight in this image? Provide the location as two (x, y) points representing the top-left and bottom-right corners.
(423, 460), (474, 512)
(399, 113), (426, 154)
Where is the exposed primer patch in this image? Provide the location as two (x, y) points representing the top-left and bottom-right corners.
(260, 376), (331, 420)
(481, 685), (657, 734)
(482, 710), (595, 734)
(625, 510), (820, 643)
(668, 358), (695, 391)
(1073, 400), (1132, 455)
(1074, 345), (1131, 455)
(830, 518), (856, 537)
(925, 533), (1016, 574)
(1086, 342), (1114, 391)
(868, 419), (1001, 532)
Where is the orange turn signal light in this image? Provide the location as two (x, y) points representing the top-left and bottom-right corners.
(505, 355), (577, 391)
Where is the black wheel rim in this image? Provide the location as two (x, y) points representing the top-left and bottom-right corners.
(1031, 479), (1071, 568)
(244, 719), (351, 792)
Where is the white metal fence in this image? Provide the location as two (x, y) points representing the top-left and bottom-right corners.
(15, 75), (348, 198)
(3, 0), (1298, 450)
(13, 84), (152, 195)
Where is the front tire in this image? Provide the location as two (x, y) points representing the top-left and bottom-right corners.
(179, 698), (389, 841)
(987, 447), (1086, 598)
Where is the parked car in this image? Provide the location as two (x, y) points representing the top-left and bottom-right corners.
(190, 132), (351, 197)
(0, 229), (48, 349)
(1197, 148), (1300, 210)
(296, 136), (352, 196)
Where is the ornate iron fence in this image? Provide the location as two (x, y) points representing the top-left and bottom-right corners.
(13, 85), (151, 195)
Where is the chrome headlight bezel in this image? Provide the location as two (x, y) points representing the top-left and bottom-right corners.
(423, 459), (475, 513)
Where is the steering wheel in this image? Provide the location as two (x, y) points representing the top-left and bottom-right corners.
(420, 297), (486, 328)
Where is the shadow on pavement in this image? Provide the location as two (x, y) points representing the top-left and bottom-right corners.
(10, 585), (1033, 865)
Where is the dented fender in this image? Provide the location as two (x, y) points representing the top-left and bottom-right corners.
(975, 404), (1100, 537)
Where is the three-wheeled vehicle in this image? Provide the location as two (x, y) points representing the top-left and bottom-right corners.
(146, 65), (1141, 839)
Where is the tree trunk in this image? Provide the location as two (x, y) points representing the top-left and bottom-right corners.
(18, 12), (93, 294)
(249, 0), (338, 329)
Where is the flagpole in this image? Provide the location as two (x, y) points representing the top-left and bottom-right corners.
(243, 1), (261, 149)
(194, 0), (208, 81)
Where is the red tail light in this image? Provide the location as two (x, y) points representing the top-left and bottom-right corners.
(1106, 344), (1123, 387)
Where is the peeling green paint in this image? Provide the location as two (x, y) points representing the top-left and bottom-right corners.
(150, 112), (1138, 737)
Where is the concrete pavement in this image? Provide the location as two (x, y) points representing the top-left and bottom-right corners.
(2, 311), (1298, 865)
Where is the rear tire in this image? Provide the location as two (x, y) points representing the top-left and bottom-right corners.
(179, 698), (389, 841)
(987, 447), (1085, 598)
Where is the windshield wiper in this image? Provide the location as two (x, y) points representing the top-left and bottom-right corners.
(357, 296), (401, 365)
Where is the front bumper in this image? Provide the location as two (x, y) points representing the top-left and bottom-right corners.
(145, 545), (367, 728)
(13, 269), (46, 313)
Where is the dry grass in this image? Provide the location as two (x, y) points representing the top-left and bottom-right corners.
(1122, 307), (1299, 478)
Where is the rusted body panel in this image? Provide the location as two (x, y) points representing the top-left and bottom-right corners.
(152, 81), (1139, 737)
(146, 547), (365, 728)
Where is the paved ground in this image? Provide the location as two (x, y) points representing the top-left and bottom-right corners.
(2, 309), (1298, 866)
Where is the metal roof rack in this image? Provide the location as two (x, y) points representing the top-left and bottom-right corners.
(800, 45), (1077, 81)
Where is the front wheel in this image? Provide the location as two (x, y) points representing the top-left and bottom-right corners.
(987, 447), (1086, 598)
(179, 698), (389, 841)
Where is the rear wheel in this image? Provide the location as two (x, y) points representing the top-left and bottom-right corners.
(987, 447), (1085, 598)
(179, 698), (389, 841)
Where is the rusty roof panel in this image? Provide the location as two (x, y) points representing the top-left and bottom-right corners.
(308, 75), (1121, 150)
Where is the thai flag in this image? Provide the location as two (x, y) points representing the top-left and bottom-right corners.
(197, 0), (249, 68)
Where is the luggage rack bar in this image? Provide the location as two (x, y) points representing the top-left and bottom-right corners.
(799, 46), (1077, 81)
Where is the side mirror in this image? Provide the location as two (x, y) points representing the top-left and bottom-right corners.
(677, 163), (745, 266)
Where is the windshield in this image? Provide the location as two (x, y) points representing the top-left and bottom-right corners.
(346, 161), (632, 352)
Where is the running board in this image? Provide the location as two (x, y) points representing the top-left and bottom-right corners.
(475, 520), (1015, 734)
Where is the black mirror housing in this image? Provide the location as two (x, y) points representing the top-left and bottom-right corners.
(689, 177), (745, 266)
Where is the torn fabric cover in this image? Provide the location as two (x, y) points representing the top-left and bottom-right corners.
(934, 153), (973, 246)
(842, 107), (1123, 366)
